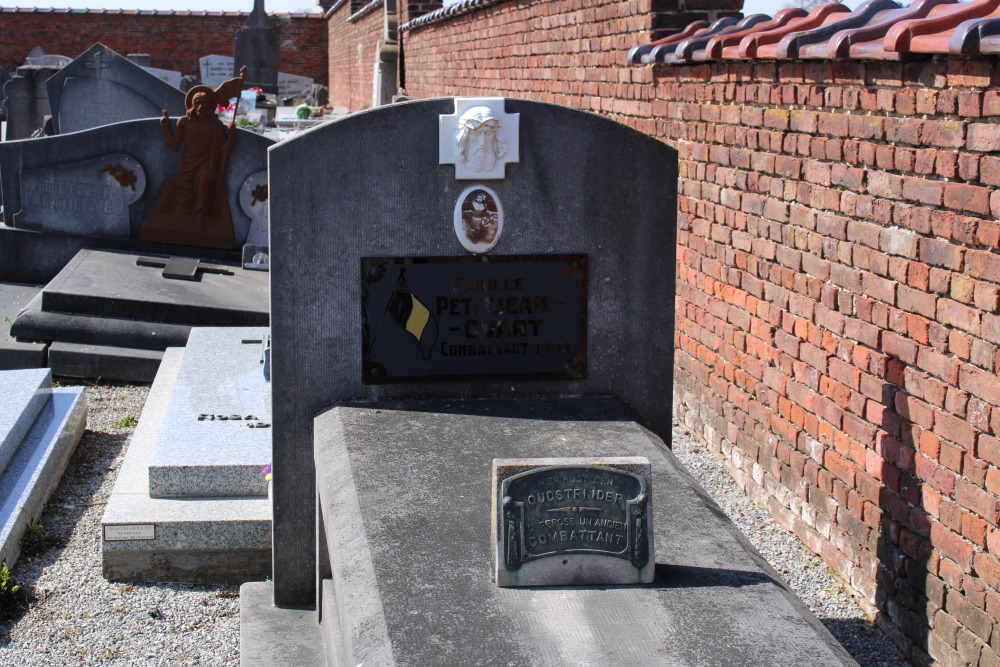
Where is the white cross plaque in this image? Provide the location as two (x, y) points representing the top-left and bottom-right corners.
(439, 97), (519, 180)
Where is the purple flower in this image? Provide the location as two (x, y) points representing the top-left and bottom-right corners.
(261, 463), (272, 477)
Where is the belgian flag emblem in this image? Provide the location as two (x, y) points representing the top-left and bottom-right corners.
(386, 269), (438, 361)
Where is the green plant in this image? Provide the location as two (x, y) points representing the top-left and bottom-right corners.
(25, 523), (47, 545)
(22, 521), (59, 556)
(116, 413), (138, 428)
(3, 315), (11, 325)
(0, 564), (30, 621)
(235, 116), (259, 129)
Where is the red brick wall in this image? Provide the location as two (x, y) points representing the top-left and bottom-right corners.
(342, 3), (999, 665)
(662, 59), (1000, 667)
(396, 0), (739, 111)
(0, 9), (327, 84)
(326, 1), (385, 111)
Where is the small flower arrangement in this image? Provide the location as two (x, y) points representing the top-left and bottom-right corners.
(262, 463), (272, 482)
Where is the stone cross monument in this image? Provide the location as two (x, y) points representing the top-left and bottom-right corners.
(234, 0), (279, 94)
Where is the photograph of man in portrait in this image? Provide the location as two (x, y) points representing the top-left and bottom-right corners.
(460, 188), (501, 251)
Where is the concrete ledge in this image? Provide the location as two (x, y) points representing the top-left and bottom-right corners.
(239, 582), (325, 667)
(49, 341), (163, 382)
(0, 283), (47, 371)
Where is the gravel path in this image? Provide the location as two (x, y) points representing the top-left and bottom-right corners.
(671, 419), (911, 667)
(0, 381), (239, 667)
(0, 381), (908, 666)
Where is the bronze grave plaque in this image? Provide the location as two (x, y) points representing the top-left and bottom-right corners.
(361, 255), (586, 382)
(492, 457), (654, 587)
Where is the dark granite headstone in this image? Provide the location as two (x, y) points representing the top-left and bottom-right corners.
(233, 0), (279, 95)
(268, 98), (678, 605)
(0, 118), (273, 283)
(45, 43), (186, 135)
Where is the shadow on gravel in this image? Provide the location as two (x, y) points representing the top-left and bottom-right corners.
(0, 405), (134, 644)
(820, 617), (914, 667)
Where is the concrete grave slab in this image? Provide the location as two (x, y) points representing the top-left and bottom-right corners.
(0, 283), (47, 370)
(102, 347), (271, 583)
(0, 374), (86, 569)
(147, 327), (271, 498)
(37, 250), (268, 326)
(312, 399), (857, 667)
(45, 43), (185, 135)
(0, 368), (51, 474)
(8, 250), (269, 381)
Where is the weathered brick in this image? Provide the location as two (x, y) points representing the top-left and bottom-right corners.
(968, 123), (1000, 152)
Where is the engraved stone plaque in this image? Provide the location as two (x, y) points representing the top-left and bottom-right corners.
(362, 255), (586, 382)
(492, 457), (654, 587)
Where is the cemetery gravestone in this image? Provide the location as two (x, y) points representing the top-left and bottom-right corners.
(242, 96), (858, 666)
(234, 0), (279, 94)
(0, 368), (86, 569)
(268, 97), (677, 605)
(45, 43), (186, 135)
(102, 328), (272, 583)
(0, 118), (273, 283)
(3, 66), (59, 140)
(200, 54), (313, 99)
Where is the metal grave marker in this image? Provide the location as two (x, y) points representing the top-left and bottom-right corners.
(492, 457), (654, 587)
(361, 255), (587, 382)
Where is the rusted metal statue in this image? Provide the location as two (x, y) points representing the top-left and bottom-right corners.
(141, 67), (247, 249)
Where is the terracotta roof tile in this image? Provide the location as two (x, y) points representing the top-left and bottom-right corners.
(629, 0), (1000, 61)
(706, 8), (808, 60)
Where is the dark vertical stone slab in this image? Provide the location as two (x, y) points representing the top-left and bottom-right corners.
(234, 0), (279, 95)
(2, 66), (59, 140)
(268, 98), (678, 606)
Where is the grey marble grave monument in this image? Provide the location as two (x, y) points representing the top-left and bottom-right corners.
(0, 118), (273, 284)
(45, 43), (186, 135)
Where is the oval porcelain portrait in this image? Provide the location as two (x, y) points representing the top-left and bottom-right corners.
(454, 185), (503, 254)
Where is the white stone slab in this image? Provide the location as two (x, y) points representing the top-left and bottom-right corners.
(102, 347), (271, 583)
(147, 327), (271, 498)
(0, 368), (52, 475)
(0, 386), (86, 568)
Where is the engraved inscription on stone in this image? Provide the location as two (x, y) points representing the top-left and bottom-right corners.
(14, 153), (146, 238)
(502, 465), (648, 570)
(104, 524), (156, 541)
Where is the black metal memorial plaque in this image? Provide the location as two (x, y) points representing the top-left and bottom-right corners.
(501, 465), (648, 571)
(361, 255), (586, 383)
